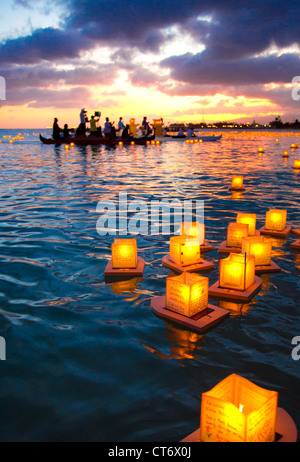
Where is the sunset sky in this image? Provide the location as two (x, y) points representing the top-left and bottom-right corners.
(0, 0), (300, 128)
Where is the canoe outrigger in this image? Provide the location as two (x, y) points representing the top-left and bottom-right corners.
(39, 133), (156, 146)
(170, 134), (222, 142)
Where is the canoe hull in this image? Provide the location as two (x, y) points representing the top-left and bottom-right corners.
(40, 134), (155, 146)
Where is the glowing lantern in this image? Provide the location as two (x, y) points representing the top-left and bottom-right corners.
(231, 175), (244, 190)
(118, 141), (123, 146)
(180, 222), (205, 246)
(200, 374), (278, 442)
(131, 141), (135, 146)
(236, 212), (256, 236)
(219, 253), (255, 291)
(65, 145), (69, 150)
(111, 238), (138, 269)
(169, 236), (201, 266)
(291, 143), (299, 149)
(293, 159), (300, 169)
(242, 236), (272, 266)
(258, 147), (264, 153)
(283, 151), (289, 157)
(70, 142), (75, 147)
(151, 140), (155, 145)
(265, 209), (287, 232)
(146, 141), (150, 145)
(226, 223), (249, 248)
(166, 272), (208, 317)
(156, 140), (160, 145)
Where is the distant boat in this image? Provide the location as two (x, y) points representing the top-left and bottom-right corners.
(40, 133), (155, 146)
(170, 134), (222, 142)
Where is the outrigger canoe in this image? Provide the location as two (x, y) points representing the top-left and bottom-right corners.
(40, 133), (156, 146)
(170, 134), (222, 142)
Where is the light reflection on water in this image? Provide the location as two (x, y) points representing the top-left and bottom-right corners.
(0, 129), (299, 442)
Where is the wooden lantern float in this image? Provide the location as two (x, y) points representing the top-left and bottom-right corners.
(104, 238), (145, 278)
(293, 159), (300, 170)
(181, 374), (297, 443)
(229, 175), (245, 191)
(242, 235), (281, 273)
(151, 272), (229, 334)
(180, 222), (214, 252)
(236, 212), (257, 236)
(162, 236), (214, 273)
(291, 239), (300, 250)
(209, 253), (262, 302)
(260, 209), (291, 238)
(219, 223), (248, 254)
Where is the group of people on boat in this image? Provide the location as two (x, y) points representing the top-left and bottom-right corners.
(52, 109), (154, 141)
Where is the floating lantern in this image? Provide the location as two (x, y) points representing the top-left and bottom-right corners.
(70, 142), (75, 147)
(293, 159), (300, 169)
(236, 212), (257, 236)
(226, 223), (249, 248)
(166, 272), (209, 317)
(169, 236), (201, 267)
(230, 175), (244, 191)
(283, 151), (289, 157)
(146, 140), (150, 145)
(156, 140), (160, 145)
(291, 143), (299, 149)
(151, 140), (155, 145)
(65, 145), (69, 150)
(104, 238), (145, 278)
(265, 209), (287, 232)
(118, 141), (123, 146)
(242, 236), (272, 266)
(131, 141), (135, 146)
(258, 147), (264, 153)
(199, 374), (278, 442)
(111, 238), (137, 269)
(219, 253), (255, 291)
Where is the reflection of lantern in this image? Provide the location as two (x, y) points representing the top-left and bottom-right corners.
(265, 209), (287, 231)
(166, 272), (208, 317)
(242, 236), (272, 266)
(200, 374), (278, 442)
(169, 236), (201, 266)
(226, 223), (249, 248)
(231, 176), (244, 190)
(293, 159), (300, 169)
(220, 253), (255, 291)
(111, 238), (138, 269)
(180, 222), (205, 245)
(236, 213), (256, 236)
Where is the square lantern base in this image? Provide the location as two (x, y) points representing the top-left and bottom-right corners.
(162, 255), (215, 273)
(291, 239), (300, 250)
(208, 276), (262, 302)
(259, 226), (291, 238)
(291, 229), (300, 237)
(104, 256), (145, 278)
(200, 241), (215, 253)
(219, 241), (242, 254)
(255, 260), (281, 274)
(181, 408), (297, 443)
(151, 296), (230, 334)
(228, 187), (245, 192)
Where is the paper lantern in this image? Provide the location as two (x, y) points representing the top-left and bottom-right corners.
(236, 212), (256, 236)
(118, 141), (123, 146)
(283, 151), (289, 157)
(293, 159), (300, 169)
(111, 238), (138, 269)
(242, 236), (272, 266)
(291, 143), (299, 149)
(169, 236), (201, 266)
(65, 145), (69, 150)
(131, 141), (135, 146)
(180, 222), (205, 246)
(258, 147), (264, 153)
(265, 209), (287, 232)
(166, 272), (208, 317)
(200, 374), (278, 442)
(219, 253), (255, 291)
(226, 223), (249, 248)
(231, 176), (244, 190)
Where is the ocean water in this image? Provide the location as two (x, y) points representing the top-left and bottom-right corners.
(0, 129), (299, 442)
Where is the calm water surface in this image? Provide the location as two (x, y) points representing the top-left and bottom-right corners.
(0, 129), (299, 441)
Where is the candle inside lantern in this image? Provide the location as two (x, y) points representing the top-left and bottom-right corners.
(180, 222), (205, 246)
(219, 253), (255, 291)
(111, 238), (138, 269)
(169, 236), (201, 266)
(200, 374), (278, 442)
(226, 223), (249, 248)
(236, 212), (257, 236)
(231, 175), (244, 190)
(242, 236), (272, 266)
(166, 272), (208, 317)
(265, 209), (287, 232)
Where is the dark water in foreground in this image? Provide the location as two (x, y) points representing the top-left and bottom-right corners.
(0, 129), (299, 442)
